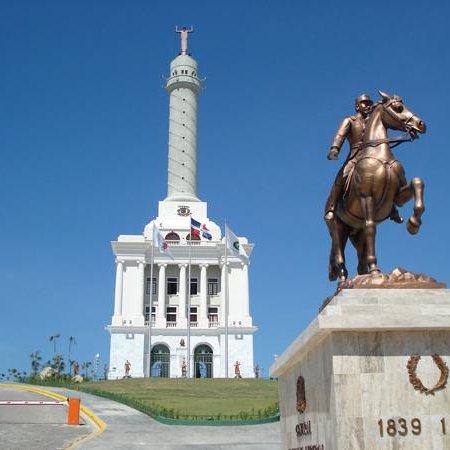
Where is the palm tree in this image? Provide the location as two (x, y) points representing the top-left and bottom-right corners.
(30, 351), (42, 377)
(68, 336), (76, 362)
(51, 354), (65, 375)
(49, 333), (61, 354)
(68, 359), (76, 376)
(81, 361), (92, 378)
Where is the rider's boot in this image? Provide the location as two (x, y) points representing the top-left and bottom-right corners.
(324, 182), (343, 224)
(389, 206), (403, 224)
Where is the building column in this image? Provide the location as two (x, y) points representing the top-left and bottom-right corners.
(156, 263), (167, 327)
(133, 260), (145, 326)
(241, 262), (251, 325)
(178, 264), (188, 327)
(199, 264), (209, 327)
(112, 259), (124, 325)
(220, 262), (227, 327)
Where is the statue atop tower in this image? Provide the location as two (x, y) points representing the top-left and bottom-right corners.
(176, 26), (193, 55)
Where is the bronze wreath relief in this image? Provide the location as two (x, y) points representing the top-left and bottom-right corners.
(407, 354), (449, 395)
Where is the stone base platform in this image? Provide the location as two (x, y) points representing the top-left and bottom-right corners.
(270, 289), (450, 450)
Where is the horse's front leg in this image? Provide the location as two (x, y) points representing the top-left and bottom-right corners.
(360, 196), (380, 274)
(327, 217), (349, 281)
(395, 177), (425, 235)
(407, 177), (425, 234)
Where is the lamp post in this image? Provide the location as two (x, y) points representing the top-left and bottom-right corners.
(94, 353), (100, 380)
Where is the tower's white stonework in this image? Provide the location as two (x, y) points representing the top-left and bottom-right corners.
(106, 31), (257, 379)
(166, 54), (201, 202)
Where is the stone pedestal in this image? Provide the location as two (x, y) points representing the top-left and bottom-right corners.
(270, 289), (450, 450)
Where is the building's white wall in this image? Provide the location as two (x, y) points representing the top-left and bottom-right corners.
(228, 333), (254, 378)
(109, 332), (145, 379)
(121, 263), (142, 324)
(219, 332), (254, 378)
(227, 262), (251, 326)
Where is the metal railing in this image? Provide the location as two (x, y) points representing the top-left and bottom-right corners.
(164, 240), (220, 247)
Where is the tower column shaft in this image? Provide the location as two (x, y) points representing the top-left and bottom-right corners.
(165, 54), (201, 202)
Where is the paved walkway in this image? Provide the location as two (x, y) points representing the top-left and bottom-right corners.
(48, 386), (281, 450)
(0, 386), (93, 450)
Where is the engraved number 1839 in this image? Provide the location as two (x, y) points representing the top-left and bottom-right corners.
(378, 418), (421, 437)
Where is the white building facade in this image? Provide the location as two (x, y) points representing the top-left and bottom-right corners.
(106, 31), (257, 379)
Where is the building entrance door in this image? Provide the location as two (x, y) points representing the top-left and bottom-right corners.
(194, 344), (213, 378)
(151, 344), (170, 377)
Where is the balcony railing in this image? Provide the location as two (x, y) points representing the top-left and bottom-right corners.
(164, 240), (219, 247)
(145, 319), (222, 329)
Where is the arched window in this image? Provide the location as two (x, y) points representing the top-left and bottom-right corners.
(151, 344), (170, 378)
(186, 233), (200, 241)
(194, 344), (213, 378)
(165, 232), (180, 241)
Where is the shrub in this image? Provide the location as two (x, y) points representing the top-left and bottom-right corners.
(40, 367), (54, 380)
(72, 375), (83, 383)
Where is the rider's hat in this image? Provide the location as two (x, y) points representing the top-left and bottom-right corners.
(355, 94), (373, 106)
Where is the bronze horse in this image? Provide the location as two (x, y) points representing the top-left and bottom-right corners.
(328, 91), (426, 281)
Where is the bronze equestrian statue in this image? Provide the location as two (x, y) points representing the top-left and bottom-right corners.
(326, 91), (426, 281)
(325, 94), (403, 225)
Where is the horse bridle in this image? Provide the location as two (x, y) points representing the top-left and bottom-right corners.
(363, 99), (419, 149)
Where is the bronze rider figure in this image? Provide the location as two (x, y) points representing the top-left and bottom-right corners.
(324, 94), (403, 226)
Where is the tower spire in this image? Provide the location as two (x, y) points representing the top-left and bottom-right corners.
(165, 28), (202, 202)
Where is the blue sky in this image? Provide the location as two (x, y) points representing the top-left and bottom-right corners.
(1, 0), (449, 378)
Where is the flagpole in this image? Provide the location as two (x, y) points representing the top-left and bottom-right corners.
(147, 240), (155, 377)
(187, 236), (192, 378)
(224, 222), (229, 378)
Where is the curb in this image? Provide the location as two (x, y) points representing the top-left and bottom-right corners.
(0, 383), (106, 448)
(154, 413), (280, 426)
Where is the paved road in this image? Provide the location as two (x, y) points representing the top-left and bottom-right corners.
(49, 386), (281, 450)
(0, 386), (93, 450)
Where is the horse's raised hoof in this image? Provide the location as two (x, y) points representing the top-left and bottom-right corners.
(407, 217), (422, 235)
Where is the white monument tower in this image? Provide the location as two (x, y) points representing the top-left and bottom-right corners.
(106, 28), (257, 379)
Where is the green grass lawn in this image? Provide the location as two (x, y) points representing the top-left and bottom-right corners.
(79, 378), (278, 418)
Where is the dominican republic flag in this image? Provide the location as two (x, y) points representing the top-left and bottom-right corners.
(191, 218), (212, 240)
